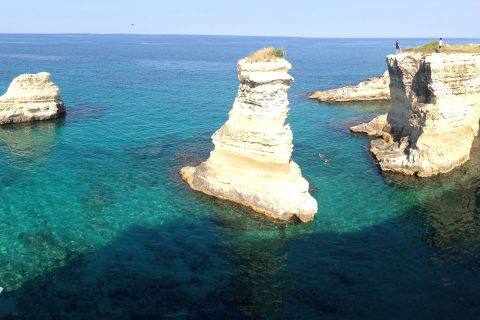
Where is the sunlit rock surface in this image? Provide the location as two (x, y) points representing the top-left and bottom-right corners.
(309, 71), (390, 103)
(352, 53), (480, 177)
(350, 113), (392, 142)
(0, 72), (65, 124)
(181, 57), (317, 222)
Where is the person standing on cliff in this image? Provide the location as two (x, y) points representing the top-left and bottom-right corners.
(396, 40), (400, 54)
(438, 38), (444, 52)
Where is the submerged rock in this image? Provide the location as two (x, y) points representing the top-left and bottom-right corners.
(352, 53), (480, 177)
(181, 54), (317, 222)
(0, 121), (61, 160)
(0, 72), (65, 124)
(309, 71), (390, 103)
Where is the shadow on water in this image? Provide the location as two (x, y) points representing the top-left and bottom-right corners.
(2, 162), (480, 319)
(3, 130), (480, 319)
(385, 141), (480, 250)
(383, 137), (480, 195)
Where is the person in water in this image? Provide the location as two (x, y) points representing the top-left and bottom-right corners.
(396, 40), (400, 54)
(438, 38), (443, 52)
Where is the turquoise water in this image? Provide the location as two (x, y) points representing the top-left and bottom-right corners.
(0, 35), (480, 319)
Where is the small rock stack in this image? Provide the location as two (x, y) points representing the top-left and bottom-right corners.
(0, 72), (65, 124)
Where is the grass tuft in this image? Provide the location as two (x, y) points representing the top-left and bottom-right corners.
(403, 42), (480, 54)
(246, 47), (285, 61)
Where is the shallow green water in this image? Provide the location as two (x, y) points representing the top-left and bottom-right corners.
(0, 35), (479, 319)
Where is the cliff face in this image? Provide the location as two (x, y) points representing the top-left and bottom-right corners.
(352, 53), (480, 177)
(181, 57), (317, 222)
(309, 71), (390, 103)
(0, 72), (65, 124)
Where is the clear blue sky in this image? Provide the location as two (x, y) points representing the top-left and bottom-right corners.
(1, 0), (478, 37)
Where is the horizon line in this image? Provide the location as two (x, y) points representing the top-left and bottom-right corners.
(0, 33), (478, 40)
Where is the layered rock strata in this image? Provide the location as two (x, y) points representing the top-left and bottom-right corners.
(309, 71), (390, 103)
(181, 57), (317, 222)
(352, 53), (480, 177)
(0, 72), (65, 124)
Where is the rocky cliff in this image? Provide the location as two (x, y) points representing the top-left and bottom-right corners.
(351, 53), (480, 177)
(181, 55), (318, 222)
(0, 72), (65, 124)
(309, 71), (390, 103)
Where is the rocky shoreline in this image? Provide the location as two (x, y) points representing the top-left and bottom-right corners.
(351, 53), (480, 177)
(309, 71), (390, 103)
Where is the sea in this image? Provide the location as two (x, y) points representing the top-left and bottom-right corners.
(0, 34), (479, 319)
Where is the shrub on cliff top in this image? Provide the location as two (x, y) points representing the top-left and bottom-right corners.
(247, 48), (285, 61)
(408, 41), (439, 53)
(403, 42), (480, 54)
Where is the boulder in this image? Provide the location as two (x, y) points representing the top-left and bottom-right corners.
(0, 72), (65, 124)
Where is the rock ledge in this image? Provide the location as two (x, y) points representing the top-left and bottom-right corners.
(309, 71), (390, 103)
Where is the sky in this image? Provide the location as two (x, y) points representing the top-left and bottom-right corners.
(0, 0), (478, 37)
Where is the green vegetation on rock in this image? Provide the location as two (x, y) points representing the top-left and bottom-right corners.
(247, 47), (285, 61)
(403, 41), (480, 54)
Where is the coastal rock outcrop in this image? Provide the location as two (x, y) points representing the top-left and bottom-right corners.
(352, 53), (480, 177)
(309, 71), (390, 103)
(0, 72), (65, 124)
(350, 113), (392, 142)
(181, 53), (318, 222)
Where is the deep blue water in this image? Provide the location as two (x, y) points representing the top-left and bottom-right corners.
(0, 35), (479, 319)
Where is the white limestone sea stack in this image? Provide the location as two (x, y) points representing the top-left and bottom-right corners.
(0, 72), (65, 124)
(181, 49), (318, 222)
(351, 52), (480, 177)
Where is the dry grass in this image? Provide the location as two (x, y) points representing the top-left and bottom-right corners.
(403, 41), (480, 54)
(246, 47), (285, 61)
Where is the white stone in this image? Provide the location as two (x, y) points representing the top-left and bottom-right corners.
(181, 57), (317, 222)
(352, 53), (480, 177)
(309, 71), (390, 103)
(0, 72), (65, 124)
